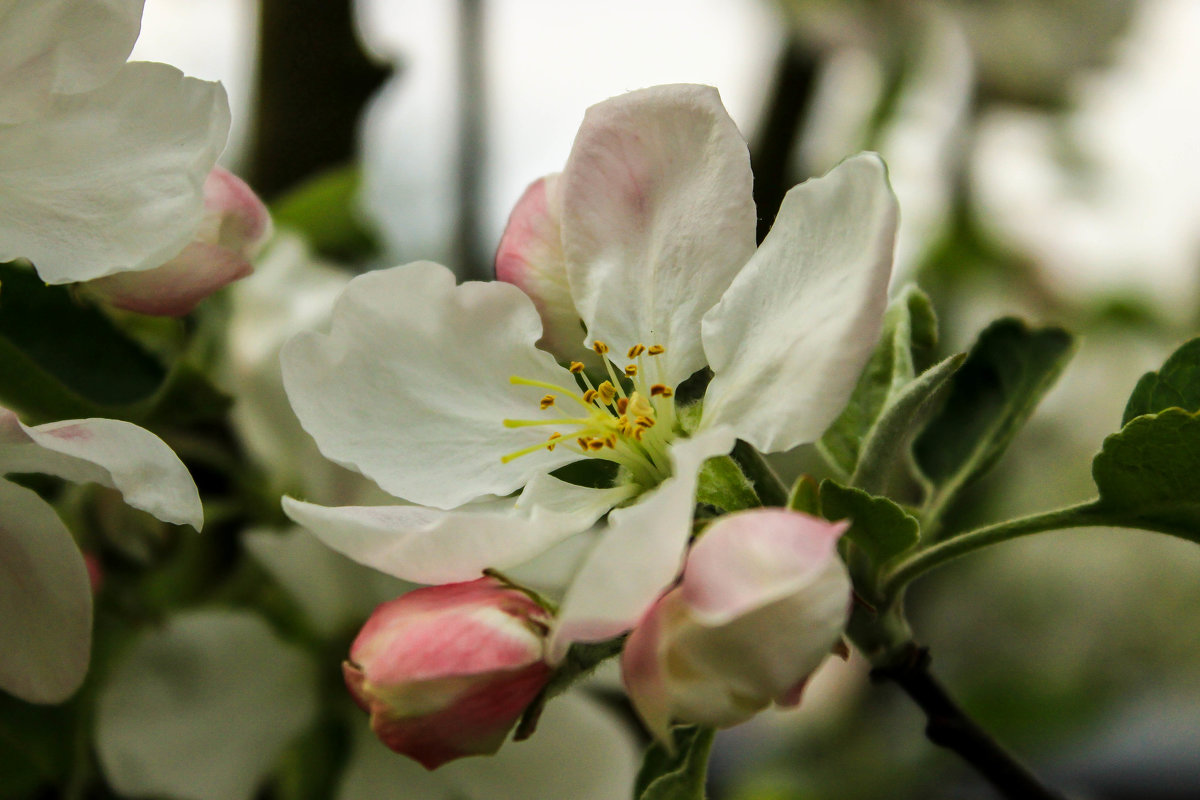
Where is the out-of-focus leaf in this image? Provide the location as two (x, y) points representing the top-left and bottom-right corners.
(819, 285), (938, 478)
(1122, 337), (1200, 424)
(913, 318), (1075, 528)
(270, 166), (379, 261)
(0, 694), (72, 797)
(635, 726), (714, 800)
(820, 480), (919, 568)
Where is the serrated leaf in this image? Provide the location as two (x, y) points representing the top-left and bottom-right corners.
(819, 285), (938, 477)
(913, 318), (1075, 529)
(635, 726), (714, 800)
(1090, 408), (1200, 542)
(1122, 337), (1200, 424)
(819, 480), (919, 568)
(271, 166), (380, 261)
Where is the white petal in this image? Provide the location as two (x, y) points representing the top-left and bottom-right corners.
(0, 478), (91, 704)
(549, 426), (736, 662)
(95, 611), (317, 800)
(700, 153), (897, 452)
(0, 0), (144, 123)
(495, 174), (590, 362)
(338, 692), (638, 800)
(0, 408), (202, 529)
(561, 84), (756, 386)
(281, 261), (584, 510)
(282, 475), (633, 585)
(87, 240), (253, 316)
(0, 61), (230, 282)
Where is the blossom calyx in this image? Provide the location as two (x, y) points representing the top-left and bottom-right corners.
(621, 509), (852, 741)
(343, 577), (554, 769)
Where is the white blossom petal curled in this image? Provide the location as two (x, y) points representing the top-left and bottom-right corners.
(561, 84), (756, 386)
(281, 262), (582, 510)
(282, 475), (633, 585)
(0, 478), (92, 704)
(0, 410), (202, 529)
(549, 426), (737, 662)
(700, 153), (897, 452)
(0, 0), (144, 124)
(0, 61), (230, 282)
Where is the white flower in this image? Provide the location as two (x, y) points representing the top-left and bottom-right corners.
(281, 84), (896, 661)
(0, 405), (202, 703)
(0, 0), (230, 288)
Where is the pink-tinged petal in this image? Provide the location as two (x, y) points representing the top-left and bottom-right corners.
(495, 174), (588, 362)
(282, 476), (632, 584)
(87, 241), (253, 316)
(0, 408), (202, 530)
(0, 61), (230, 283)
(281, 262), (585, 510)
(203, 167), (272, 253)
(620, 593), (675, 743)
(549, 426), (736, 662)
(560, 84), (756, 387)
(682, 509), (849, 625)
(700, 153), (897, 452)
(0, 0), (144, 123)
(0, 478), (92, 704)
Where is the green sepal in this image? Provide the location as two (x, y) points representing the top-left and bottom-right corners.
(818, 284), (938, 479)
(912, 318), (1076, 531)
(1090, 408), (1200, 542)
(1122, 336), (1200, 424)
(270, 165), (380, 260)
(819, 480), (920, 571)
(786, 474), (821, 515)
(695, 454), (760, 513)
(514, 635), (626, 741)
(634, 725), (715, 800)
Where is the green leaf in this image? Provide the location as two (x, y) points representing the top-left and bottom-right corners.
(1122, 337), (1200, 424)
(818, 285), (937, 478)
(1090, 408), (1200, 542)
(819, 480), (920, 569)
(695, 455), (760, 512)
(786, 474), (821, 515)
(913, 318), (1075, 529)
(270, 166), (380, 261)
(635, 726), (715, 800)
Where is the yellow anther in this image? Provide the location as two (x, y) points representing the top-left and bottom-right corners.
(624, 364), (638, 377)
(583, 389), (598, 404)
(635, 415), (655, 429)
(650, 384), (673, 398)
(616, 397), (629, 414)
(597, 381), (617, 405)
(577, 436), (591, 450)
(627, 344), (646, 358)
(603, 434), (618, 449)
(569, 361), (585, 374)
(587, 439), (605, 451)
(592, 341), (609, 355)
(647, 344), (665, 355)
(632, 427), (646, 441)
(539, 394), (556, 410)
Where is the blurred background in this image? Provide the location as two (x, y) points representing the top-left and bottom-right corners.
(17, 0), (1200, 798)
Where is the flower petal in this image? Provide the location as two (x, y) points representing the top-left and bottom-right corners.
(95, 611), (317, 800)
(0, 408), (202, 529)
(0, 61), (230, 282)
(87, 240), (253, 316)
(560, 84), (756, 386)
(619, 591), (676, 743)
(548, 426), (736, 662)
(495, 174), (589, 362)
(0, 478), (92, 704)
(281, 261), (584, 510)
(282, 475), (633, 585)
(700, 153), (897, 452)
(0, 0), (144, 123)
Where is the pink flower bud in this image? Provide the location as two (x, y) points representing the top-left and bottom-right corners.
(621, 509), (852, 742)
(88, 167), (272, 316)
(343, 577), (553, 769)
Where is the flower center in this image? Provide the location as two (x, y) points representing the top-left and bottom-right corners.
(502, 341), (678, 488)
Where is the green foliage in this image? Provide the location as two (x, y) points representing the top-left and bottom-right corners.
(819, 285), (938, 479)
(1122, 336), (1200, 424)
(1090, 408), (1200, 542)
(786, 474), (821, 515)
(695, 455), (760, 512)
(913, 318), (1075, 530)
(819, 480), (920, 570)
(635, 726), (715, 800)
(270, 166), (380, 261)
(0, 263), (229, 425)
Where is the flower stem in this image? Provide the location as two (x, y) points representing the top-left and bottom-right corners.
(871, 645), (1067, 800)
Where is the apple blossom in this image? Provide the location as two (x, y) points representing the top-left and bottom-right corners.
(621, 509), (852, 742)
(0, 404), (202, 703)
(343, 577), (553, 769)
(0, 0), (243, 310)
(281, 84), (895, 662)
